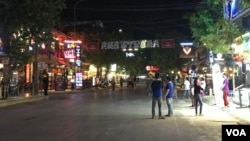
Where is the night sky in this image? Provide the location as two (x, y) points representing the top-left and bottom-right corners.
(59, 0), (201, 40)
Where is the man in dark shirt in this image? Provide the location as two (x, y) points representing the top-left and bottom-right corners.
(42, 70), (49, 96)
(151, 73), (165, 119)
(193, 77), (203, 116)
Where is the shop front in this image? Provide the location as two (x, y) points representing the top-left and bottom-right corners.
(231, 32), (250, 87)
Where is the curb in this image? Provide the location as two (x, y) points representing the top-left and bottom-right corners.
(0, 87), (107, 108)
(0, 95), (49, 108)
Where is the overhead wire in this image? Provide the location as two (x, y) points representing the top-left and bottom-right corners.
(62, 0), (202, 39)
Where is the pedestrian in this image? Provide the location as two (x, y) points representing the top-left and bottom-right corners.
(146, 74), (153, 96)
(222, 73), (229, 107)
(111, 76), (116, 91)
(151, 73), (165, 119)
(172, 76), (178, 99)
(163, 76), (174, 117)
(133, 75), (137, 88)
(42, 69), (49, 96)
(119, 77), (123, 88)
(182, 77), (190, 99)
(193, 77), (203, 116)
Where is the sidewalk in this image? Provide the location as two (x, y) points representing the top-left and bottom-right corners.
(202, 95), (250, 124)
(176, 86), (250, 124)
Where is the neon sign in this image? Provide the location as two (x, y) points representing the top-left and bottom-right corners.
(64, 49), (75, 59)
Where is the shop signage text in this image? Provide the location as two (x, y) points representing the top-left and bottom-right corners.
(100, 40), (160, 50)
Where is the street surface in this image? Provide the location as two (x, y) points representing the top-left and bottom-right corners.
(0, 82), (243, 141)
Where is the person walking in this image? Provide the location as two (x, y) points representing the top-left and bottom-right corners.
(164, 76), (174, 117)
(42, 70), (49, 96)
(182, 77), (190, 99)
(111, 76), (116, 91)
(151, 73), (165, 119)
(193, 77), (203, 116)
(222, 73), (229, 107)
(119, 77), (124, 88)
(133, 75), (137, 88)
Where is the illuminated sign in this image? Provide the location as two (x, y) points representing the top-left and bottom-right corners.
(180, 42), (193, 46)
(64, 40), (82, 44)
(26, 64), (30, 83)
(224, 0), (246, 20)
(100, 40), (160, 50)
(183, 47), (192, 55)
(125, 52), (135, 57)
(64, 49), (75, 58)
(146, 66), (159, 71)
(75, 44), (81, 67)
(179, 42), (195, 58)
(75, 73), (83, 87)
(63, 40), (82, 66)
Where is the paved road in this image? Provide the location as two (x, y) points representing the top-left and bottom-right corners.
(0, 83), (242, 141)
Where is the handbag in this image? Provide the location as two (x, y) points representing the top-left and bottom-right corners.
(200, 90), (205, 96)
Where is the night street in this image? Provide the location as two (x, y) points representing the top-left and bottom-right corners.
(0, 82), (242, 141)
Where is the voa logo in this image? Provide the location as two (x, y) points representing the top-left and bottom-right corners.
(226, 129), (246, 136)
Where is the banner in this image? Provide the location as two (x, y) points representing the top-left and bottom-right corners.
(161, 39), (175, 48)
(86, 42), (99, 51)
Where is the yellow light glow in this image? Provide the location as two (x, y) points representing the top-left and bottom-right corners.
(25, 93), (30, 97)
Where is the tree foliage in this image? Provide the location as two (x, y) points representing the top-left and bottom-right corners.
(2, 0), (66, 94)
(187, 0), (243, 53)
(3, 0), (66, 65)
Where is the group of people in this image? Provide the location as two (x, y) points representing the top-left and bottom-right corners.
(150, 73), (174, 119)
(149, 72), (230, 119)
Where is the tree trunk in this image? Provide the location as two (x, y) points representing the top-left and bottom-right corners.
(32, 45), (39, 95)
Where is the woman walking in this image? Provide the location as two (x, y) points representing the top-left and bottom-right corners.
(193, 77), (203, 116)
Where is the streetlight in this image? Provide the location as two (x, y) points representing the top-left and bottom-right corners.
(73, 0), (86, 38)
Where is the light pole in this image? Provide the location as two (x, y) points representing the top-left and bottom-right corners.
(73, 0), (86, 89)
(74, 0), (86, 38)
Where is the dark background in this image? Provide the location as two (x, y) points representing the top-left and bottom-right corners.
(59, 0), (201, 40)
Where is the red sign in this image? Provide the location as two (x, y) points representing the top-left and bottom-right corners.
(146, 66), (159, 72)
(161, 39), (175, 48)
(86, 42), (99, 51)
(64, 49), (75, 59)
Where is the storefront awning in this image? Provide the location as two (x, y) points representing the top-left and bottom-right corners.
(38, 54), (67, 65)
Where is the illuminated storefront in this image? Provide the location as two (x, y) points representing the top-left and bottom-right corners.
(231, 32), (250, 87)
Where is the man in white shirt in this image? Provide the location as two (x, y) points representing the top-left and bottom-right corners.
(183, 78), (190, 99)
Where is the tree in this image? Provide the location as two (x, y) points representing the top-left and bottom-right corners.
(3, 0), (66, 94)
(187, 0), (243, 53)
